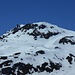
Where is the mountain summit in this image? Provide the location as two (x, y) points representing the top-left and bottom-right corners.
(0, 22), (75, 75)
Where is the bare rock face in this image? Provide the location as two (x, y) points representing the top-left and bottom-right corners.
(59, 36), (75, 45)
(1, 60), (62, 75)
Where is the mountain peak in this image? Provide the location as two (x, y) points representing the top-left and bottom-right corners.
(1, 22), (63, 40)
(0, 22), (75, 75)
(33, 22), (52, 26)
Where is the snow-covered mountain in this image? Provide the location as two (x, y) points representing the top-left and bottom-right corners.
(0, 22), (75, 75)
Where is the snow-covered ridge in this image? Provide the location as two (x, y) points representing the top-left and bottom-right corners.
(0, 22), (75, 75)
(1, 22), (75, 38)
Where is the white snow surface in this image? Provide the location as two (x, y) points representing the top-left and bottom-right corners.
(0, 22), (75, 75)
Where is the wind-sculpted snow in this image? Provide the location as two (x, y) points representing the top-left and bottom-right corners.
(0, 22), (75, 75)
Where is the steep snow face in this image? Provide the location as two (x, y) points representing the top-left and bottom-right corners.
(0, 22), (75, 75)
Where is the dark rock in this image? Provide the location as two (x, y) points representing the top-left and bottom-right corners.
(1, 59), (62, 75)
(66, 56), (72, 64)
(39, 24), (46, 29)
(36, 50), (45, 55)
(21, 23), (38, 30)
(12, 62), (33, 74)
(45, 67), (51, 73)
(55, 46), (60, 49)
(66, 53), (75, 64)
(2, 67), (14, 75)
(59, 36), (75, 45)
(12, 26), (20, 34)
(0, 60), (13, 68)
(42, 31), (59, 39)
(50, 26), (54, 29)
(49, 59), (62, 71)
(13, 52), (21, 58)
(0, 56), (7, 60)
(14, 52), (21, 56)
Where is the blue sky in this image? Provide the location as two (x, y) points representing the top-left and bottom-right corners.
(0, 0), (75, 35)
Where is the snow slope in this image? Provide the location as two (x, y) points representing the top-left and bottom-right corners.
(0, 22), (75, 75)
